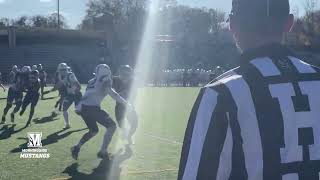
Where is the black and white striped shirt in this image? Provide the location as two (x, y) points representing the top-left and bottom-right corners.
(178, 44), (320, 180)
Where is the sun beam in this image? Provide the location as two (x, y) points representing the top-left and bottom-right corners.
(108, 0), (162, 178)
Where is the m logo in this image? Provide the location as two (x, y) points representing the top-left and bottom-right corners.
(27, 132), (42, 148)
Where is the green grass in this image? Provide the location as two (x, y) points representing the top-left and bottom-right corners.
(0, 87), (200, 180)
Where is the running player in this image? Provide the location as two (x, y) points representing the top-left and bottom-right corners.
(60, 65), (82, 129)
(1, 66), (30, 123)
(46, 63), (80, 128)
(71, 64), (133, 160)
(19, 70), (41, 127)
(113, 65), (138, 144)
(52, 64), (68, 111)
(38, 64), (47, 99)
(31, 65), (37, 71)
(0, 72), (6, 92)
(8, 65), (19, 84)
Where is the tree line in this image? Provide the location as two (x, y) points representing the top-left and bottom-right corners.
(0, 0), (319, 69)
(0, 13), (68, 29)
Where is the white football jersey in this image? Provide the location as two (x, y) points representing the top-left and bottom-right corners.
(63, 72), (80, 94)
(79, 76), (112, 107)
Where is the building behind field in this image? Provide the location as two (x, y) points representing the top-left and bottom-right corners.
(0, 26), (319, 84)
(0, 27), (108, 83)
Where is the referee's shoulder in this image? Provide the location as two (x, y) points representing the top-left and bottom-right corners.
(204, 67), (242, 90)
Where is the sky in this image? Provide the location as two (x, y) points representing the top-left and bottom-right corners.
(0, 0), (310, 29)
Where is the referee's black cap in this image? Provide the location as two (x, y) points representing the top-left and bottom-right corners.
(228, 0), (290, 22)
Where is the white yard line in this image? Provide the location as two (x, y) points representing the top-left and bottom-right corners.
(142, 132), (182, 145)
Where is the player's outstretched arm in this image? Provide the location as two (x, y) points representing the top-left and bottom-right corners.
(108, 87), (132, 108)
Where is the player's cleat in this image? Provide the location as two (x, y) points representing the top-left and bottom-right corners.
(54, 101), (59, 108)
(128, 138), (135, 145)
(71, 146), (80, 160)
(51, 111), (58, 117)
(42, 90), (51, 95)
(1, 116), (5, 124)
(24, 123), (31, 128)
(64, 124), (71, 129)
(10, 113), (14, 123)
(58, 105), (62, 112)
(97, 151), (110, 160)
(19, 110), (25, 116)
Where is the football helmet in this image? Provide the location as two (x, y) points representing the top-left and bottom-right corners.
(31, 65), (38, 71)
(119, 65), (133, 80)
(95, 64), (112, 80)
(21, 66), (31, 73)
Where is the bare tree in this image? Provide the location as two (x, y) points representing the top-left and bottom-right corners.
(13, 16), (32, 27)
(304, 0), (319, 44)
(0, 18), (10, 27)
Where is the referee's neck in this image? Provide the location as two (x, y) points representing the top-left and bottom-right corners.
(239, 36), (282, 54)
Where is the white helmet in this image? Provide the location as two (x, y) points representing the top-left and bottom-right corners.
(12, 65), (18, 71)
(57, 63), (68, 71)
(95, 64), (111, 79)
(21, 66), (31, 73)
(67, 66), (72, 72)
(31, 65), (37, 71)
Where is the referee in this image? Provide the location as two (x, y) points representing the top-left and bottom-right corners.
(178, 0), (320, 180)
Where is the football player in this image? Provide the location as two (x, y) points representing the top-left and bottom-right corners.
(19, 70), (41, 127)
(0, 72), (6, 92)
(1, 66), (30, 123)
(60, 65), (82, 129)
(8, 65), (19, 84)
(71, 64), (133, 160)
(31, 65), (37, 71)
(48, 63), (70, 113)
(52, 63), (68, 111)
(38, 64), (47, 99)
(113, 65), (138, 144)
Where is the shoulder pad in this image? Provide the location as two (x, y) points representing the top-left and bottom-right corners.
(68, 73), (78, 83)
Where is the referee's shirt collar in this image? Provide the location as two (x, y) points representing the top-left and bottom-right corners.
(240, 43), (294, 65)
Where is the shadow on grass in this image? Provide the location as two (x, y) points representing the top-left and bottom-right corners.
(0, 124), (16, 140)
(10, 128), (88, 153)
(0, 97), (7, 100)
(33, 112), (59, 124)
(41, 97), (57, 100)
(0, 124), (30, 140)
(63, 144), (133, 180)
(0, 112), (59, 141)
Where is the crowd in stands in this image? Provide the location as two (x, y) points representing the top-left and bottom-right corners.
(150, 66), (226, 87)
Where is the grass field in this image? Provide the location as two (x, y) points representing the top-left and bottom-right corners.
(0, 87), (200, 180)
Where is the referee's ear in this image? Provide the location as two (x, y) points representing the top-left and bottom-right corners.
(284, 14), (294, 33)
(229, 14), (240, 42)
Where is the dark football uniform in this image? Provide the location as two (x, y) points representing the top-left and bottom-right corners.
(39, 69), (47, 99)
(113, 76), (133, 126)
(2, 72), (28, 123)
(20, 71), (41, 127)
(8, 70), (17, 84)
(21, 77), (40, 113)
(8, 72), (27, 105)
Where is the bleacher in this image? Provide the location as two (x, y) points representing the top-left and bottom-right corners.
(0, 45), (102, 83)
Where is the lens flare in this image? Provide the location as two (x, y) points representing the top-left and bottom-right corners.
(108, 0), (162, 178)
